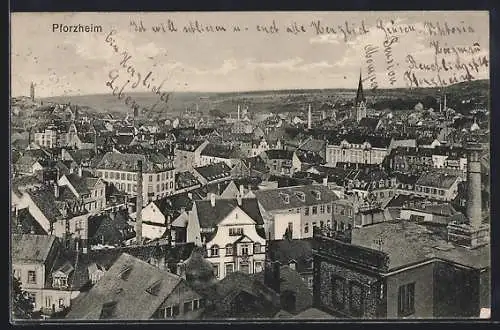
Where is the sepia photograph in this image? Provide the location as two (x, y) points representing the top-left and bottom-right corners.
(9, 11), (491, 321)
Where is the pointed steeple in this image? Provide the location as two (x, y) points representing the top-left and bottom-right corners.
(355, 69), (365, 106)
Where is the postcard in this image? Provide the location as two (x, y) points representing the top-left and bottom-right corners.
(10, 11), (490, 321)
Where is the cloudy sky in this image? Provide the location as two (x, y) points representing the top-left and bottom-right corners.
(11, 11), (489, 97)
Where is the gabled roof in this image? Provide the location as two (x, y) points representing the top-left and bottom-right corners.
(416, 171), (459, 189)
(268, 239), (314, 274)
(66, 253), (183, 320)
(298, 139), (326, 153)
(12, 234), (57, 263)
(194, 162), (232, 181)
(26, 188), (65, 222)
(194, 198), (264, 229)
(253, 185), (339, 211)
(358, 117), (380, 131)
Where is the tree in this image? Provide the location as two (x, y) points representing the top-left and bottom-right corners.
(11, 276), (34, 320)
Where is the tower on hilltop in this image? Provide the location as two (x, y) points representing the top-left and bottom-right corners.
(354, 70), (367, 122)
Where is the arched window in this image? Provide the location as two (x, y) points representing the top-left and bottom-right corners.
(210, 245), (219, 257)
(225, 244), (233, 256)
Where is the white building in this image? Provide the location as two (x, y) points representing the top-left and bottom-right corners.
(186, 194), (267, 280)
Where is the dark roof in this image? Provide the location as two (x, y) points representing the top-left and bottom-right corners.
(268, 239), (314, 274)
(415, 171), (459, 189)
(358, 117), (380, 131)
(97, 152), (172, 173)
(175, 171), (201, 190)
(65, 173), (93, 195)
(298, 139), (326, 153)
(12, 234), (57, 263)
(26, 188), (65, 222)
(265, 149), (294, 160)
(252, 185), (339, 211)
(66, 253), (183, 320)
(200, 143), (241, 159)
(194, 162), (232, 181)
(195, 198), (264, 229)
(12, 209), (48, 235)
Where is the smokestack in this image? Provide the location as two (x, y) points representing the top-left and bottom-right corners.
(78, 166), (83, 177)
(323, 177), (328, 187)
(239, 184), (244, 197)
(466, 143), (482, 228)
(307, 104), (312, 130)
(210, 193), (216, 207)
(136, 160), (144, 245)
(53, 183), (59, 198)
(237, 104), (241, 121)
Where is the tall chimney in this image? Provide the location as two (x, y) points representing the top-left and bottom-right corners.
(210, 193), (216, 207)
(78, 166), (83, 177)
(323, 177), (328, 187)
(135, 160), (144, 245)
(53, 183), (59, 198)
(239, 184), (244, 197)
(307, 104), (312, 130)
(466, 143), (482, 228)
(237, 104), (241, 121)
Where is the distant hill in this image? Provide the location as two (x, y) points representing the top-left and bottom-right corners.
(39, 79), (489, 117)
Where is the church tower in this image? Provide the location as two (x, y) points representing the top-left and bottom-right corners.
(354, 71), (367, 122)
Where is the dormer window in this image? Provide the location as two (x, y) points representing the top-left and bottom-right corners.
(100, 301), (118, 319)
(280, 193), (290, 204)
(145, 280), (162, 296)
(295, 192), (306, 202)
(119, 265), (132, 280)
(312, 190), (321, 200)
(288, 260), (297, 270)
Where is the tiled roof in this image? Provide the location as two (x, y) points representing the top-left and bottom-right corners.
(96, 152), (172, 173)
(175, 171), (201, 190)
(415, 171), (459, 189)
(194, 162), (232, 181)
(12, 209), (48, 235)
(65, 253), (183, 320)
(195, 198), (264, 229)
(253, 184), (339, 211)
(200, 143), (241, 159)
(358, 117), (380, 131)
(12, 234), (57, 263)
(26, 188), (65, 222)
(298, 138), (326, 153)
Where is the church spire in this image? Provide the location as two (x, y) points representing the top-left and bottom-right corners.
(355, 69), (365, 106)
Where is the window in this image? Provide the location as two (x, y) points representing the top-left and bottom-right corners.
(121, 173), (125, 180)
(162, 183), (165, 190)
(213, 264), (219, 278)
(398, 283), (415, 317)
(304, 223), (309, 233)
(350, 282), (364, 317)
(332, 276), (345, 308)
(27, 270), (37, 284)
(104, 172), (109, 179)
(184, 301), (193, 313)
(45, 296), (52, 307)
(210, 245), (219, 257)
(127, 173), (132, 181)
(193, 299), (200, 310)
(100, 301), (117, 319)
(305, 207), (310, 216)
(162, 172), (165, 180)
(320, 221), (324, 228)
(172, 304), (180, 316)
(327, 205), (331, 213)
(254, 243), (261, 254)
(312, 206), (318, 215)
(320, 205), (325, 214)
(169, 182), (173, 189)
(149, 175), (153, 182)
(439, 190), (445, 196)
(241, 244), (249, 255)
(156, 184), (160, 192)
(157, 174), (161, 181)
(53, 275), (68, 288)
(127, 183), (131, 192)
(109, 172), (114, 179)
(229, 227), (243, 236)
(225, 244), (233, 256)
(225, 263), (234, 275)
(58, 298), (65, 308)
(254, 261), (263, 273)
(13, 269), (20, 279)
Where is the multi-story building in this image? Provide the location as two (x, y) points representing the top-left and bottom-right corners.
(12, 235), (79, 315)
(413, 171), (462, 201)
(186, 195), (267, 280)
(34, 128), (58, 149)
(95, 152), (175, 205)
(260, 149), (295, 177)
(199, 143), (242, 168)
(312, 222), (490, 318)
(250, 184), (339, 240)
(174, 140), (209, 172)
(57, 170), (106, 213)
(325, 136), (391, 168)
